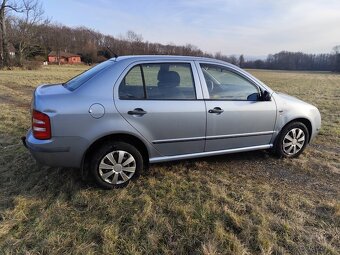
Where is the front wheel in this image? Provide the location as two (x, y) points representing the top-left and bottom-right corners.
(90, 141), (144, 189)
(275, 122), (309, 158)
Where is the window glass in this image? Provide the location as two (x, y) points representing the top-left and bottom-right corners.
(200, 64), (259, 101)
(119, 63), (196, 100)
(64, 60), (113, 91)
(142, 63), (196, 100)
(119, 65), (145, 99)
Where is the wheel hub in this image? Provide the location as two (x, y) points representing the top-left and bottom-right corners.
(113, 164), (123, 172)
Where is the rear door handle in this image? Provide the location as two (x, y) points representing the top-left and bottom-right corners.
(208, 107), (224, 114)
(128, 108), (147, 116)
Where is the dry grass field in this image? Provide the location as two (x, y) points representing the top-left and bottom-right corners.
(0, 65), (339, 254)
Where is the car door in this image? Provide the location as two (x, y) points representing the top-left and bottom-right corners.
(114, 61), (206, 156)
(196, 62), (277, 152)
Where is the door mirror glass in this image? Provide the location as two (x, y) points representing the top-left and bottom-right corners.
(247, 92), (260, 101)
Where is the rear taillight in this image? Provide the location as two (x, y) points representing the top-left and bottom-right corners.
(32, 110), (51, 140)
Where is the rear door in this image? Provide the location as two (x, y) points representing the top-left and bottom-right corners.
(114, 61), (206, 156)
(197, 62), (277, 152)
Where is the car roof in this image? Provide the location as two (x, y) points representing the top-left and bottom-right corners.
(111, 55), (230, 65)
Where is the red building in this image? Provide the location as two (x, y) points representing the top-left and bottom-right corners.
(48, 51), (81, 64)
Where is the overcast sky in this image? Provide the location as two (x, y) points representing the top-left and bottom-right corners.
(44, 0), (340, 57)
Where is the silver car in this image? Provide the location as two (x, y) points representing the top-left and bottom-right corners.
(23, 55), (321, 188)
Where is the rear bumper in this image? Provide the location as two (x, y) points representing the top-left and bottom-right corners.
(23, 129), (88, 168)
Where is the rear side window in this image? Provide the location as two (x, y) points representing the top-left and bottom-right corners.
(64, 61), (113, 91)
(119, 63), (196, 100)
(119, 65), (145, 99)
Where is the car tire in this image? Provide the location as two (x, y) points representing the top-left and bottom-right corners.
(90, 141), (144, 189)
(275, 122), (309, 158)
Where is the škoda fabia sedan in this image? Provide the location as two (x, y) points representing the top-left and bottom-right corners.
(23, 56), (321, 188)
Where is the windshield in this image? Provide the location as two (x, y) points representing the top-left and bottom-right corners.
(63, 60), (113, 91)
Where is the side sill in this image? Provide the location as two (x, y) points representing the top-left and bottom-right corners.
(149, 144), (272, 163)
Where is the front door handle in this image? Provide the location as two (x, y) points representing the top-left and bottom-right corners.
(128, 108), (147, 116)
(208, 107), (224, 114)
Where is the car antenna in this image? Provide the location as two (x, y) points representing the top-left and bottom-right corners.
(86, 29), (118, 59)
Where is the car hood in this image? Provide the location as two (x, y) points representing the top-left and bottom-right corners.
(274, 92), (316, 109)
(276, 92), (305, 103)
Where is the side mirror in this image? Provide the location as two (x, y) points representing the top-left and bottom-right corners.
(262, 90), (271, 101)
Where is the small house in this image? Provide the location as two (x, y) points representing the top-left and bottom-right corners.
(48, 51), (81, 64)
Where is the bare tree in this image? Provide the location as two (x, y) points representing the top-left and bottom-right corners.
(126, 30), (143, 54)
(239, 54), (245, 68)
(333, 45), (340, 72)
(11, 0), (47, 65)
(0, 0), (22, 67)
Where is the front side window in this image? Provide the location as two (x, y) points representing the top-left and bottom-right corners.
(200, 64), (260, 101)
(119, 63), (196, 100)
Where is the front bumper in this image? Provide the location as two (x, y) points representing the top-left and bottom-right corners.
(309, 107), (322, 143)
(23, 129), (88, 168)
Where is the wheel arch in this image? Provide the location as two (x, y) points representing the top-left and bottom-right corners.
(276, 117), (312, 144)
(81, 133), (149, 179)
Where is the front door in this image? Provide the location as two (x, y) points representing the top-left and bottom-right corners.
(198, 63), (277, 152)
(115, 62), (206, 156)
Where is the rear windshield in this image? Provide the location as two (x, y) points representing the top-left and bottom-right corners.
(63, 60), (113, 91)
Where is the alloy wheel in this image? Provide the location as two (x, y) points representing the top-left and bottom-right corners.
(98, 150), (136, 184)
(282, 128), (305, 155)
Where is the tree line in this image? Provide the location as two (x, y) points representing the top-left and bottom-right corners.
(242, 50), (340, 72)
(1, 0), (340, 72)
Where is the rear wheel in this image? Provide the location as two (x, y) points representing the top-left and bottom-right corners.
(275, 122), (309, 158)
(90, 141), (144, 189)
